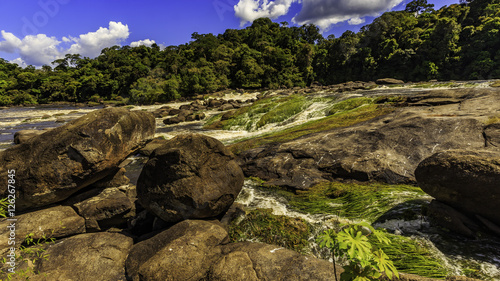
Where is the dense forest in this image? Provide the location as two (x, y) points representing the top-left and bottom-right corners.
(0, 0), (498, 105)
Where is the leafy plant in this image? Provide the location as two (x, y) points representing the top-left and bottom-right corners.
(317, 222), (399, 281)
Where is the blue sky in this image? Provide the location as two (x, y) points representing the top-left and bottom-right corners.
(0, 0), (459, 67)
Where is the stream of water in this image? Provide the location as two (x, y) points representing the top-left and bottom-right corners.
(1, 85), (499, 279)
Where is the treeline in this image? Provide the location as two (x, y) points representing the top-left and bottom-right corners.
(0, 0), (498, 105)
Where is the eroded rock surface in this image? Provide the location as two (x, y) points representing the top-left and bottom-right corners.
(137, 134), (244, 222)
(0, 108), (155, 211)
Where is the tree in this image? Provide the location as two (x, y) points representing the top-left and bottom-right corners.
(405, 0), (435, 14)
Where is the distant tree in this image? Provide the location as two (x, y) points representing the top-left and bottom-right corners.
(405, 0), (435, 14)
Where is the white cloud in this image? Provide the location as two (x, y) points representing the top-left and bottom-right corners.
(67, 21), (130, 58)
(10, 58), (27, 68)
(292, 0), (403, 31)
(0, 31), (22, 53)
(234, 0), (298, 26)
(0, 21), (132, 67)
(130, 39), (156, 47)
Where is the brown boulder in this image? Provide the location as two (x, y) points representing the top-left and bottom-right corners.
(34, 232), (133, 281)
(415, 150), (500, 225)
(0, 206), (85, 251)
(137, 134), (244, 223)
(376, 78), (405, 85)
(13, 129), (45, 144)
(0, 108), (155, 211)
(126, 220), (228, 281)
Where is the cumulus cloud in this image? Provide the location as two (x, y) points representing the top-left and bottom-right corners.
(130, 39), (156, 47)
(234, 0), (297, 26)
(293, 0), (403, 31)
(0, 32), (62, 66)
(0, 31), (22, 53)
(67, 21), (130, 58)
(0, 21), (139, 67)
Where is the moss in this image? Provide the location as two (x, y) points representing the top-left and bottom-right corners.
(262, 181), (428, 223)
(371, 234), (448, 279)
(490, 81), (500, 87)
(458, 260), (492, 280)
(229, 104), (394, 154)
(485, 114), (500, 125)
(255, 95), (310, 128)
(228, 208), (311, 254)
(326, 97), (374, 116)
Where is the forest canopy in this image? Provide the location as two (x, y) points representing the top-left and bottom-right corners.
(0, 0), (498, 105)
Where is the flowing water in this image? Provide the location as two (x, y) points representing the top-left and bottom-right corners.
(1, 84), (499, 279)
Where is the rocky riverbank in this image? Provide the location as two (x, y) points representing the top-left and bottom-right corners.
(0, 81), (499, 280)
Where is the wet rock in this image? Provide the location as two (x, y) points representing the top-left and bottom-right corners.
(221, 110), (237, 121)
(163, 115), (185, 125)
(240, 111), (485, 189)
(219, 103), (234, 111)
(13, 129), (45, 144)
(209, 99), (222, 108)
(376, 78), (405, 84)
(178, 109), (193, 117)
(126, 220), (228, 281)
(427, 200), (479, 238)
(137, 134), (244, 222)
(34, 232), (133, 281)
(416, 149), (500, 226)
(168, 108), (181, 116)
(0, 108), (155, 211)
(73, 186), (136, 231)
(0, 206), (85, 250)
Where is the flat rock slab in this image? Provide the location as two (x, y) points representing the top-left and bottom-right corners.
(33, 232), (133, 281)
(0, 206), (85, 251)
(0, 108), (155, 211)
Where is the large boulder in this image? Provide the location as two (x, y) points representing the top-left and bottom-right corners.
(33, 232), (133, 281)
(137, 134), (244, 222)
(212, 242), (340, 281)
(0, 206), (85, 252)
(126, 220), (228, 281)
(0, 108), (155, 211)
(415, 149), (500, 226)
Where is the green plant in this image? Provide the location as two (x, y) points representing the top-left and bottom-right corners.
(317, 222), (399, 281)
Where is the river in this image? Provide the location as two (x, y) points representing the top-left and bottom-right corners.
(1, 84), (499, 280)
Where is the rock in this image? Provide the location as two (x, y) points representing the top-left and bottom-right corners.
(178, 109), (193, 117)
(376, 78), (405, 85)
(185, 114), (196, 122)
(484, 123), (500, 149)
(152, 108), (170, 118)
(73, 186), (136, 231)
(221, 110), (237, 121)
(168, 108), (181, 116)
(179, 104), (192, 111)
(239, 111), (485, 189)
(219, 103), (234, 111)
(195, 112), (206, 120)
(0, 108), (155, 211)
(137, 134), (244, 222)
(13, 129), (44, 144)
(0, 206), (85, 250)
(34, 232), (133, 281)
(415, 149), (500, 226)
(209, 99), (222, 108)
(163, 116), (185, 125)
(214, 242), (341, 281)
(427, 200), (479, 238)
(126, 220), (228, 281)
(91, 167), (130, 188)
(138, 137), (168, 156)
